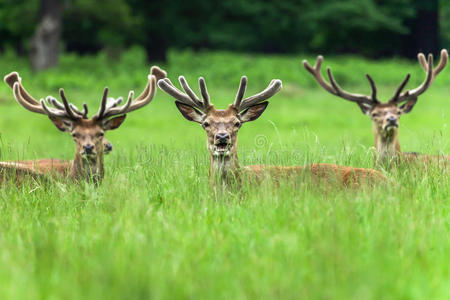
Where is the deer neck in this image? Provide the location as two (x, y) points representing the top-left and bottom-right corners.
(373, 125), (401, 162)
(70, 152), (104, 184)
(209, 144), (240, 183)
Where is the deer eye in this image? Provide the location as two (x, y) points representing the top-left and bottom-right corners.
(72, 133), (80, 138)
(371, 113), (378, 117)
(203, 121), (210, 128)
(96, 132), (104, 137)
(234, 121), (241, 128)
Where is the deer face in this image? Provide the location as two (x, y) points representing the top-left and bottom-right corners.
(363, 99), (416, 137)
(158, 75), (280, 160)
(175, 102), (268, 157)
(368, 103), (402, 135)
(49, 116), (126, 159)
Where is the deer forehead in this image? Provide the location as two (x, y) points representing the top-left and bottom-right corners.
(205, 107), (240, 123)
(371, 104), (400, 114)
(72, 120), (103, 134)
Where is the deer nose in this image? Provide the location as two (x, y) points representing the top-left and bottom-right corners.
(387, 116), (397, 123)
(104, 142), (113, 152)
(83, 144), (95, 154)
(216, 132), (230, 143)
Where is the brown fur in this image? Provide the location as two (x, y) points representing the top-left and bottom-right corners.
(1, 119), (112, 184)
(369, 103), (448, 167)
(3, 66), (163, 185)
(243, 164), (385, 187)
(177, 104), (386, 188)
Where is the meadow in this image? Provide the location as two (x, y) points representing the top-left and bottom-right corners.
(0, 48), (448, 299)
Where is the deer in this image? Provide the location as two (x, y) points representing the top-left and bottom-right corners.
(157, 75), (386, 188)
(1, 66), (167, 185)
(4, 96), (119, 173)
(303, 50), (449, 167)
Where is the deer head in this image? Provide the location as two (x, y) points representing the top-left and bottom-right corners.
(303, 50), (448, 142)
(158, 76), (281, 177)
(4, 66), (166, 180)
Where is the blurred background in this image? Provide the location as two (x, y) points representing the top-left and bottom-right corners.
(0, 0), (448, 69)
(0, 0), (448, 162)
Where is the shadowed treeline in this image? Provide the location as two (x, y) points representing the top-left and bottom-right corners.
(0, 0), (447, 70)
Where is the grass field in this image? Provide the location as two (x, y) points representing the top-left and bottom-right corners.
(0, 49), (448, 299)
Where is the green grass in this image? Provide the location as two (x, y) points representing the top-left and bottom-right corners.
(0, 49), (448, 299)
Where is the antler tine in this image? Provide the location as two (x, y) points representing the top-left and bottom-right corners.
(233, 76), (247, 109)
(304, 56), (378, 105)
(303, 56), (337, 94)
(179, 76), (203, 107)
(95, 74), (157, 120)
(418, 49), (448, 81)
(5, 72), (46, 108)
(58, 88), (80, 120)
(396, 53), (434, 102)
(40, 98), (74, 119)
(4, 71), (21, 89)
(7, 73), (85, 120)
(365, 74), (377, 101)
(106, 97), (123, 109)
(198, 77), (210, 108)
(150, 65), (167, 81)
(132, 65), (165, 103)
(81, 103), (88, 118)
(69, 103), (88, 118)
(418, 53), (427, 70)
(46, 96), (88, 119)
(93, 87), (110, 120)
(12, 82), (47, 114)
(389, 74), (411, 103)
(326, 68), (376, 104)
(158, 78), (204, 110)
(236, 78), (282, 112)
(100, 91), (133, 118)
(435, 49), (448, 75)
(46, 96), (65, 110)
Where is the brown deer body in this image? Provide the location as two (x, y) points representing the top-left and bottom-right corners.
(1, 66), (166, 184)
(303, 50), (448, 167)
(4, 138), (113, 178)
(158, 76), (386, 188)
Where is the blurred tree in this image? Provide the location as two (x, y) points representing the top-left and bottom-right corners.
(0, 0), (39, 55)
(30, 0), (63, 70)
(63, 0), (140, 56)
(0, 0), (446, 61)
(404, 0), (439, 57)
(440, 0), (450, 48)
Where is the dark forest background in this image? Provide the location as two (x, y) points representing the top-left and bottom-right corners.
(0, 0), (448, 70)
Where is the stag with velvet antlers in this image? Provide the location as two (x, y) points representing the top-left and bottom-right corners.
(158, 75), (386, 187)
(303, 50), (448, 166)
(1, 66), (166, 184)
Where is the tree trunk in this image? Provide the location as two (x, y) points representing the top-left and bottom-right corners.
(30, 0), (63, 71)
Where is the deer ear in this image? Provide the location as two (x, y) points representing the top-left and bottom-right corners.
(102, 115), (127, 131)
(399, 98), (417, 114)
(239, 102), (268, 123)
(357, 102), (375, 115)
(48, 116), (73, 132)
(175, 101), (204, 123)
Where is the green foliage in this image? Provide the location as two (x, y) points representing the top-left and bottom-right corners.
(63, 0), (140, 52)
(0, 0), (39, 51)
(0, 0), (444, 58)
(440, 0), (450, 48)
